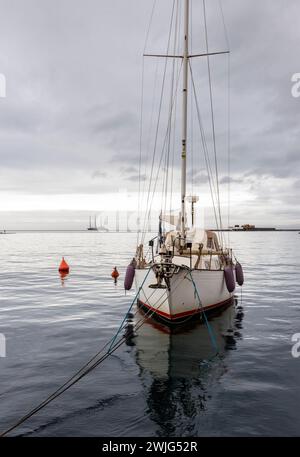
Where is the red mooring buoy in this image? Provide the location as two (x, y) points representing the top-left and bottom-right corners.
(111, 267), (119, 280)
(59, 257), (69, 273)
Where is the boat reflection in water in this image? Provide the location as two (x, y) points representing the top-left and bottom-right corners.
(125, 301), (244, 436)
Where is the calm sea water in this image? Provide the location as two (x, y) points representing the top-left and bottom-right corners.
(0, 231), (300, 437)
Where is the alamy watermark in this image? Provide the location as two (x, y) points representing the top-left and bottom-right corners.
(0, 333), (6, 357)
(91, 207), (205, 233)
(291, 333), (300, 358)
(291, 73), (300, 98)
(0, 73), (6, 98)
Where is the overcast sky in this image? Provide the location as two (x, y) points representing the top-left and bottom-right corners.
(0, 0), (299, 229)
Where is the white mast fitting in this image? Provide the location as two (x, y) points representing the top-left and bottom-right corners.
(181, 0), (189, 238)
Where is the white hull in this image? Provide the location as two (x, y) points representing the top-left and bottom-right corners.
(135, 266), (234, 322)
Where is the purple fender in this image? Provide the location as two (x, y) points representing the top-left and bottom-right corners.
(124, 265), (135, 291)
(224, 266), (235, 293)
(235, 262), (244, 286)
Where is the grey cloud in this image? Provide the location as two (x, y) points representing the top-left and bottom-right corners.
(219, 176), (242, 184)
(194, 173), (209, 184)
(121, 166), (139, 174)
(0, 0), (299, 225)
(92, 170), (106, 179)
(126, 174), (146, 182)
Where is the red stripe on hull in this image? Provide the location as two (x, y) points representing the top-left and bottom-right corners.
(138, 296), (233, 321)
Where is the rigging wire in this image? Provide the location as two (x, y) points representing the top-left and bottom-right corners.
(139, 0), (231, 246)
(190, 0), (195, 200)
(218, 0), (231, 244)
(141, 0), (176, 239)
(140, 58), (160, 215)
(138, 0), (157, 245)
(137, 59), (145, 243)
(162, 0), (180, 232)
(226, 52), (231, 245)
(169, 0), (182, 219)
(141, 61), (183, 245)
(202, 0), (224, 246)
(218, 0), (230, 50)
(189, 62), (221, 238)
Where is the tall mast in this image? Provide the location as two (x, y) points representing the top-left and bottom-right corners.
(181, 0), (189, 237)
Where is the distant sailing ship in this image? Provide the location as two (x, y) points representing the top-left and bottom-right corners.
(87, 216), (98, 231)
(123, 0), (244, 325)
(0, 229), (15, 235)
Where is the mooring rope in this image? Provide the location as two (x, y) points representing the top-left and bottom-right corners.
(1, 265), (222, 437)
(108, 268), (153, 351)
(1, 267), (186, 437)
(187, 270), (219, 354)
(0, 268), (155, 437)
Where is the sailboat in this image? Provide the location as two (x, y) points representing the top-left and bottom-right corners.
(124, 0), (244, 325)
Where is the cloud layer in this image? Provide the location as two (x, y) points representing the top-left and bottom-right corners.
(0, 0), (299, 227)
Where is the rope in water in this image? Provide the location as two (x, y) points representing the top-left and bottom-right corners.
(1, 267), (191, 437)
(1, 268), (155, 437)
(1, 266), (221, 437)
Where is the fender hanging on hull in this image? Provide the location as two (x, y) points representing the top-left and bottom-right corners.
(224, 266), (235, 293)
(124, 265), (135, 290)
(235, 262), (244, 286)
